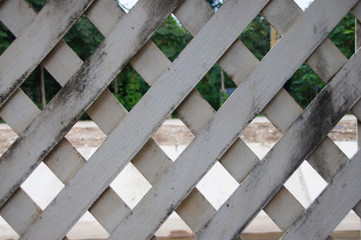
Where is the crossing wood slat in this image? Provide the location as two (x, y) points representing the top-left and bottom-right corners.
(0, 0), (95, 108)
(0, 0), (360, 239)
(0, 0), (181, 213)
(109, 0), (358, 239)
(282, 149), (361, 240)
(195, 45), (361, 240)
(0, 0), (218, 237)
(20, 1), (271, 239)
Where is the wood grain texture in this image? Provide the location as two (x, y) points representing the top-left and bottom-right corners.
(0, 0), (216, 237)
(22, 1), (270, 239)
(0, 0), (180, 214)
(195, 45), (361, 240)
(109, 0), (357, 239)
(0, 0), (95, 108)
(281, 149), (361, 240)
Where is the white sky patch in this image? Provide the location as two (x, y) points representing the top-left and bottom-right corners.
(294, 0), (314, 10)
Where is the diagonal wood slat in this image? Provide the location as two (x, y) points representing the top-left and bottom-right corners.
(0, 0), (181, 210)
(19, 1), (271, 239)
(195, 46), (361, 239)
(282, 149), (361, 240)
(0, 0), (215, 238)
(109, 0), (358, 239)
(0, 0), (360, 239)
(0, 0), (95, 108)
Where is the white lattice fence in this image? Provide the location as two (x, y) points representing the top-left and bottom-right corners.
(0, 0), (361, 239)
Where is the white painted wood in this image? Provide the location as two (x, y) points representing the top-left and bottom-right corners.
(42, 41), (83, 86)
(12, 0), (183, 238)
(173, 0), (213, 36)
(351, 1), (361, 23)
(0, 0), (180, 212)
(85, 0), (125, 37)
(173, 2), (307, 232)
(0, 89), (40, 134)
(0, 0), (222, 238)
(262, 0), (347, 83)
(89, 188), (131, 233)
(0, 0), (95, 107)
(0, 1), (218, 237)
(281, 149), (361, 240)
(0, 0), (359, 238)
(194, 44), (361, 240)
(109, 1), (356, 239)
(0, 189), (41, 235)
(130, 41), (171, 87)
(176, 189), (216, 233)
(174, 3), (336, 236)
(19, 1), (270, 239)
(0, 0), (36, 37)
(263, 187), (304, 231)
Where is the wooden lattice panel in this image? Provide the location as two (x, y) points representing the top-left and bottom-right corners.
(0, 0), (360, 239)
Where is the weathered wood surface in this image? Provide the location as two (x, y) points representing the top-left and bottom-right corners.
(195, 46), (361, 240)
(110, 1), (358, 239)
(0, 0), (360, 239)
(0, 0), (181, 211)
(0, 0), (215, 238)
(0, 0), (95, 108)
(281, 149), (361, 240)
(19, 1), (271, 239)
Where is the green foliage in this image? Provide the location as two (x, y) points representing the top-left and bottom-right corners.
(240, 14), (270, 60)
(151, 15), (192, 61)
(328, 13), (355, 58)
(196, 65), (236, 110)
(63, 16), (104, 60)
(112, 65), (149, 111)
(0, 22), (14, 55)
(285, 65), (325, 108)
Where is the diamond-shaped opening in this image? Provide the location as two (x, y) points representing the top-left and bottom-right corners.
(283, 64), (325, 109)
(26, 0), (47, 12)
(0, 216), (19, 240)
(196, 64), (237, 110)
(239, 14), (270, 61)
(65, 121), (106, 160)
(294, 0), (315, 11)
(329, 115), (357, 158)
(0, 123), (18, 156)
(151, 14), (193, 62)
(240, 116), (282, 159)
(110, 162), (151, 209)
(153, 118), (194, 161)
(20, 65), (62, 110)
(116, 0), (139, 12)
(196, 161), (238, 210)
(63, 15), (104, 61)
(155, 211), (193, 239)
(242, 210), (282, 238)
(328, 13), (355, 59)
(110, 64), (150, 112)
(284, 161), (327, 209)
(332, 210), (360, 238)
(21, 162), (64, 210)
(0, 21), (15, 56)
(67, 211), (109, 239)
